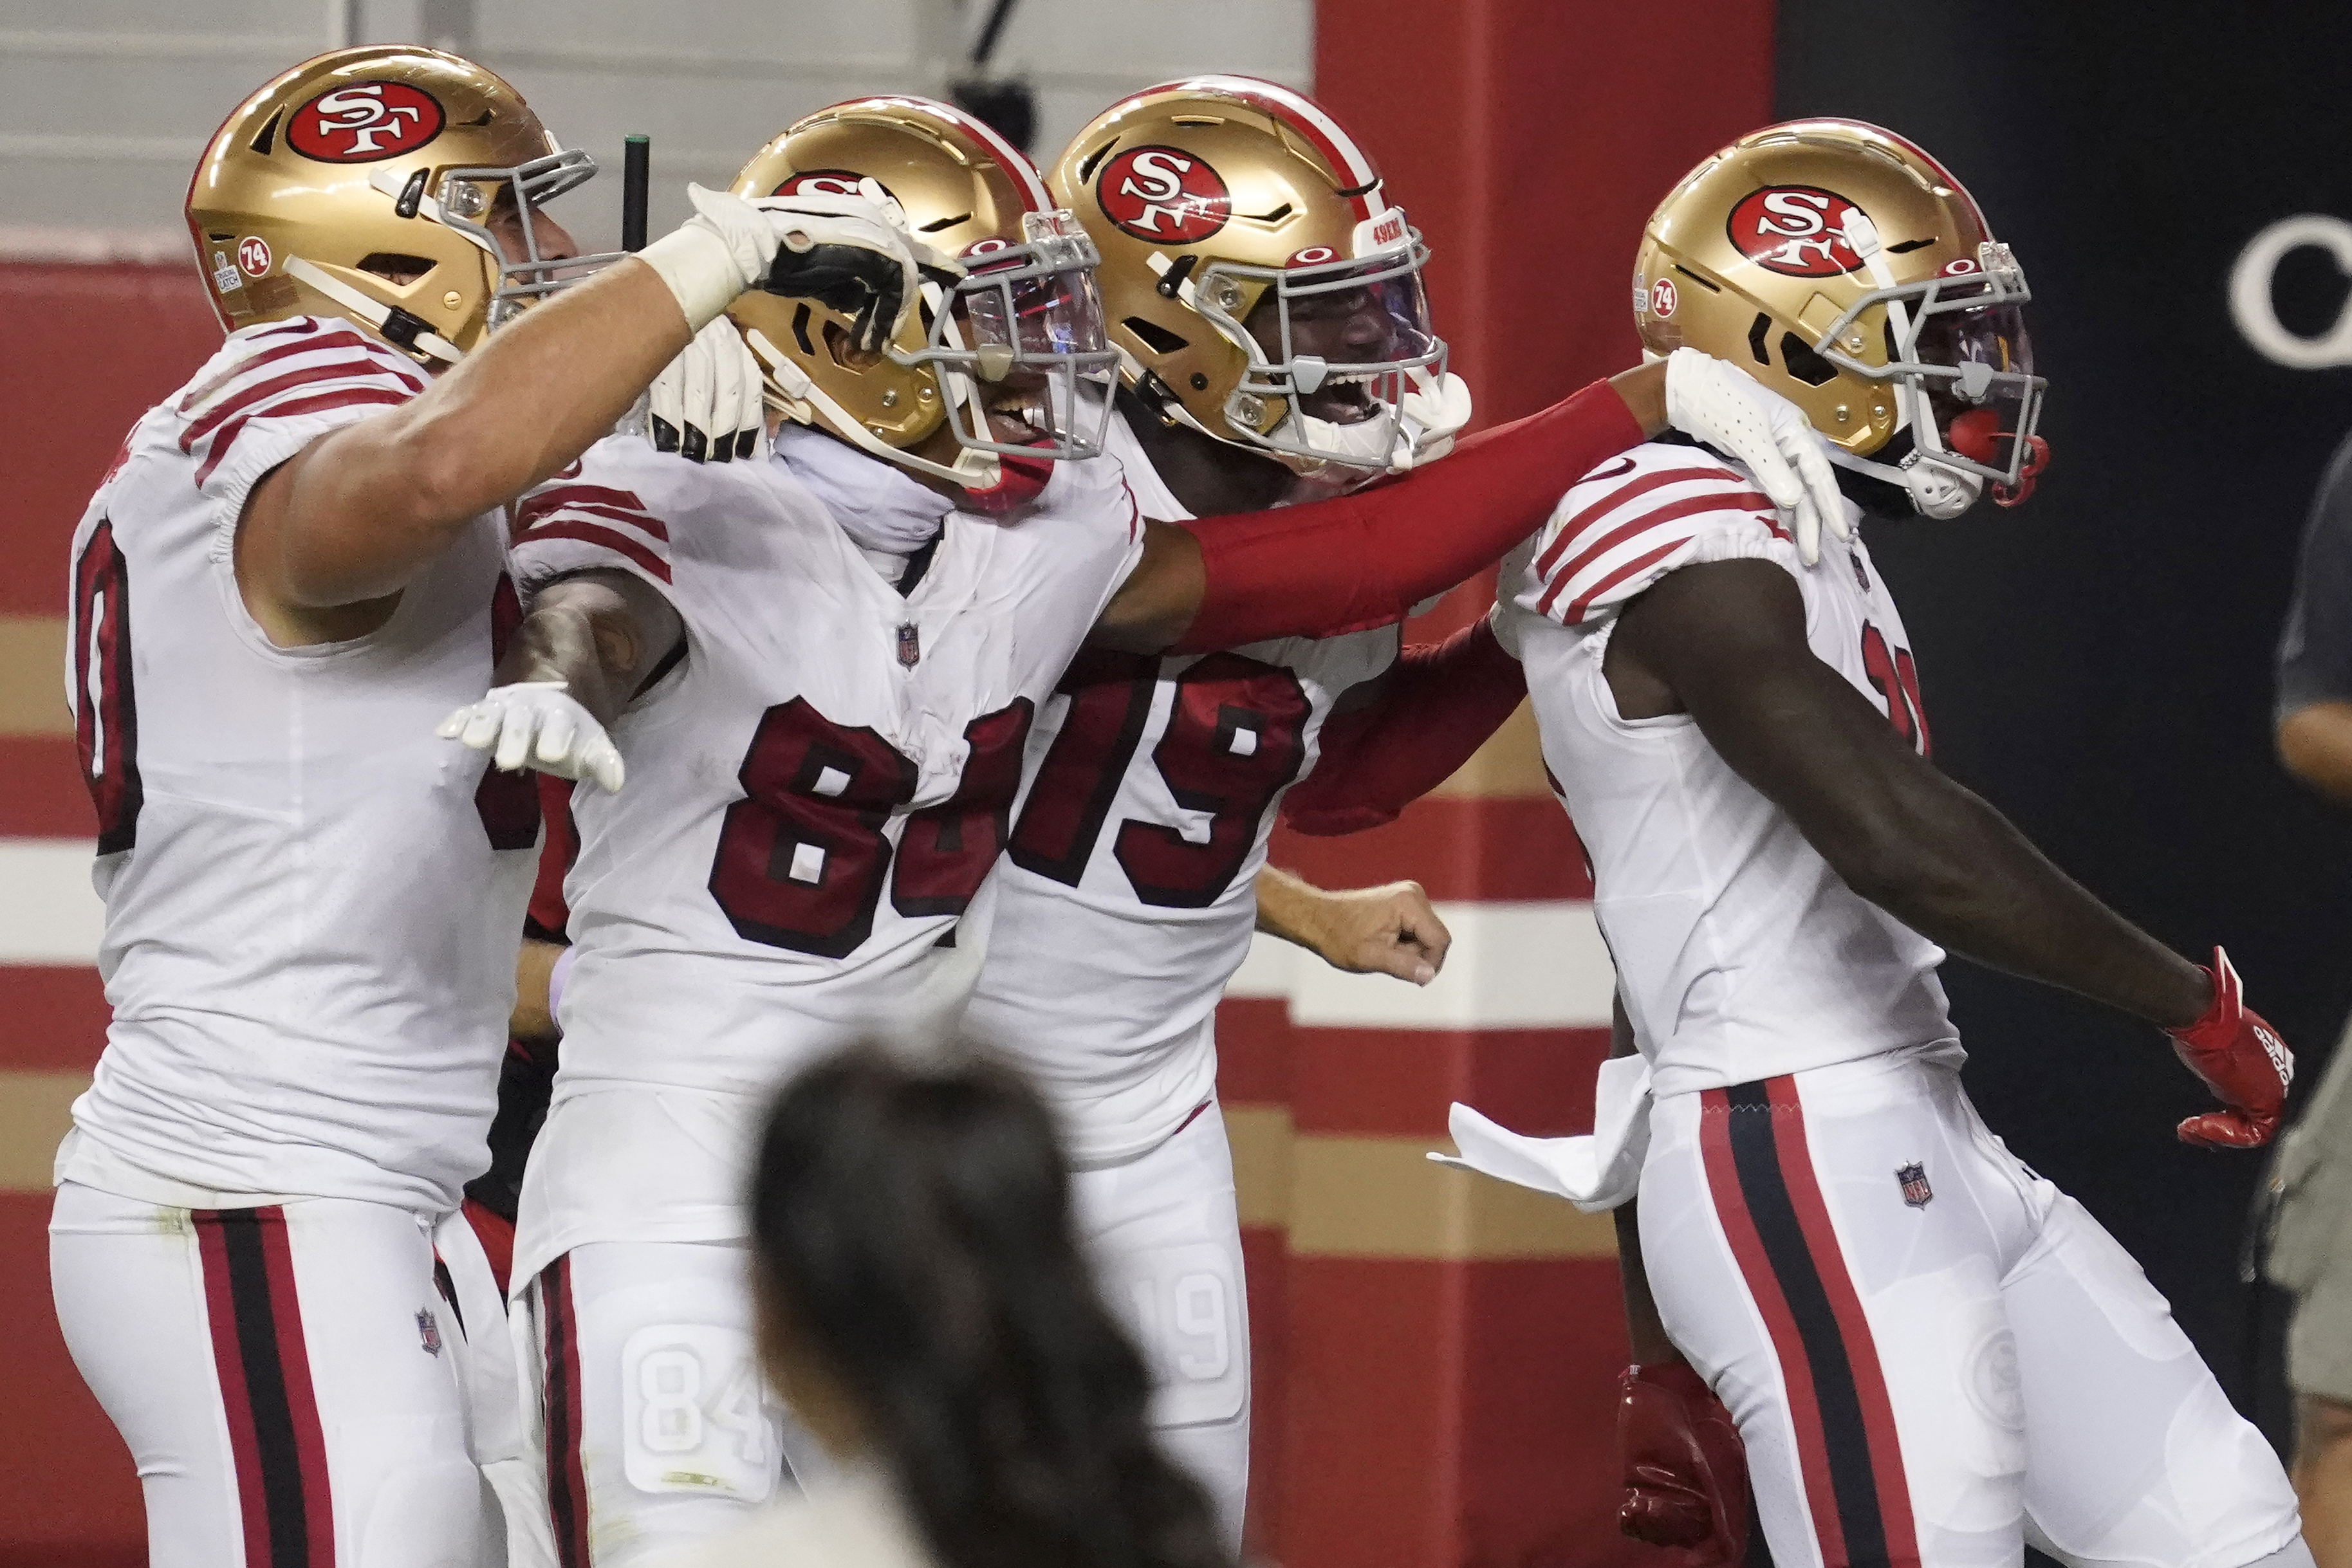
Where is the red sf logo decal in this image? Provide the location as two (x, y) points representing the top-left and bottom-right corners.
(1096, 145), (1229, 244)
(1728, 186), (1866, 277)
(287, 81), (445, 164)
(236, 236), (272, 277)
(771, 169), (894, 203)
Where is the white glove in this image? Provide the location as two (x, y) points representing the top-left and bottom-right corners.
(1661, 348), (1851, 566)
(649, 318), (767, 463)
(437, 681), (625, 793)
(636, 183), (944, 342)
(1395, 367), (1474, 468)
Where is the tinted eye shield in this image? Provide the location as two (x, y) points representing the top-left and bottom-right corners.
(1811, 241), (2046, 488)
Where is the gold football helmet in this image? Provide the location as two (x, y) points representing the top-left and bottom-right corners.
(1635, 118), (2046, 513)
(186, 46), (614, 365)
(727, 97), (1116, 491)
(1050, 75), (1453, 475)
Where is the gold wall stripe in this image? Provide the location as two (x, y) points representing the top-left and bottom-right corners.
(1225, 1103), (1293, 1230)
(0, 1070), (81, 1192)
(1223, 1105), (1618, 1262)
(0, 616), (70, 736)
(1430, 699), (1548, 800)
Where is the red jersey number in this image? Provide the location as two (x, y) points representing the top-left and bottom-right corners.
(71, 520), (145, 855)
(710, 697), (1032, 957)
(1008, 652), (1310, 909)
(1860, 623), (1931, 755)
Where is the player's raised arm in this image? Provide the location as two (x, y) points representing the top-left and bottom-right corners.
(1086, 350), (1847, 655)
(239, 187), (932, 635)
(1609, 554), (2292, 1146)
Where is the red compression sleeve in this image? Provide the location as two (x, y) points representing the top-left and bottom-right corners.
(1174, 378), (1644, 653)
(1281, 617), (1527, 835)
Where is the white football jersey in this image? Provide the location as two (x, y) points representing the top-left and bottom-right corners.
(1505, 441), (1959, 1098)
(961, 411), (1399, 1167)
(57, 316), (539, 1213)
(507, 432), (1144, 1277)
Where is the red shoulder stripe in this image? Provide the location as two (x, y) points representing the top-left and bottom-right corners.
(179, 328), (421, 415)
(1547, 488), (1776, 593)
(517, 520), (674, 584)
(1533, 466), (1759, 578)
(1550, 537), (1687, 623)
(181, 355), (421, 454)
(517, 484), (669, 540)
(193, 387), (411, 487)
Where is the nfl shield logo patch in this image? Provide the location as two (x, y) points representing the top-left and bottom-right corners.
(1896, 1162), (1933, 1208)
(896, 622), (920, 669)
(416, 1307), (443, 1356)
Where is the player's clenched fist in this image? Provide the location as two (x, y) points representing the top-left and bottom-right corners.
(439, 681), (625, 793)
(1617, 1361), (1751, 1567)
(2169, 946), (2293, 1149)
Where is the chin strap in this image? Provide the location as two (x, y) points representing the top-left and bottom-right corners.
(284, 257), (465, 365)
(745, 326), (1001, 490)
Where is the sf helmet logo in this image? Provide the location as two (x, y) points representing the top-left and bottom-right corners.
(1097, 145), (1230, 244)
(1728, 186), (1866, 277)
(287, 81), (445, 164)
(772, 169), (893, 203)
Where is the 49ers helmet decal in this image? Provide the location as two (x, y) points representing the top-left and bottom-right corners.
(1636, 118), (2048, 512)
(1095, 146), (1232, 244)
(186, 46), (616, 364)
(1051, 75), (1459, 477)
(284, 80), (446, 163)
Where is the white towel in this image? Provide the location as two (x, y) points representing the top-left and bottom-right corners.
(1427, 1052), (1654, 1213)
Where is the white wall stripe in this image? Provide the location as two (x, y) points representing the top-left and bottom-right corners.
(1225, 900), (1613, 1029)
(0, 840), (104, 966)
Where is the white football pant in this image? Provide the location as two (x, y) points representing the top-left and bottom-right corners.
(1638, 1051), (2304, 1568)
(50, 1181), (497, 1568)
(514, 1103), (1250, 1564)
(1071, 1100), (1253, 1556)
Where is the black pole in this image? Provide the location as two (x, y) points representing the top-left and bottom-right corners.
(621, 134), (649, 254)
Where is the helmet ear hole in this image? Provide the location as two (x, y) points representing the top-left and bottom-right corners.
(1122, 316), (1189, 356)
(791, 302), (816, 357)
(356, 252), (435, 284)
(1779, 333), (1840, 387)
(1746, 313), (1772, 367)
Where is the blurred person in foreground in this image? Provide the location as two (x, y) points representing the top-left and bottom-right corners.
(645, 1046), (1231, 1568)
(2268, 430), (2352, 1568)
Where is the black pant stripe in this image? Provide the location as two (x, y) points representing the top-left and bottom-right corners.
(542, 1265), (584, 1566)
(1723, 1079), (1893, 1568)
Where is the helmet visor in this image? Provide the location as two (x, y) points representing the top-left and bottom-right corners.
(1819, 243), (2047, 487)
(904, 212), (1119, 462)
(1199, 229), (1449, 472)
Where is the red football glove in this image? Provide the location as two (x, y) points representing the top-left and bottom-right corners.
(1617, 1361), (1751, 1566)
(2169, 946), (2293, 1150)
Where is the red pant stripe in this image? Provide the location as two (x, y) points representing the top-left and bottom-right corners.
(1763, 1076), (1921, 1563)
(192, 1208), (336, 1568)
(542, 1257), (594, 1567)
(1699, 1087), (1852, 1566)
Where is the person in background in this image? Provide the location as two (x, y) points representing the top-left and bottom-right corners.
(2268, 431), (2352, 1568)
(645, 1046), (1232, 1568)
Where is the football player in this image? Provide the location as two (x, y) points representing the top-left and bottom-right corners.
(1471, 118), (2307, 1568)
(45, 46), (965, 1567)
(441, 95), (1850, 1563)
(949, 76), (1747, 1542)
